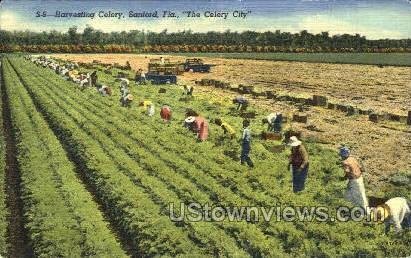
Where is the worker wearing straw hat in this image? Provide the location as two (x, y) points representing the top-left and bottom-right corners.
(339, 146), (369, 212)
(371, 197), (411, 234)
(288, 136), (309, 193)
(184, 116), (196, 131)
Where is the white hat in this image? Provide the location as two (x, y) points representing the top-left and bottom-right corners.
(185, 116), (195, 123)
(120, 78), (130, 85)
(288, 136), (302, 147)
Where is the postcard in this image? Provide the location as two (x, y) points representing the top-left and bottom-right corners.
(0, 0), (410, 257)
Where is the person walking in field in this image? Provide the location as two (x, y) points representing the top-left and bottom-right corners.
(288, 136), (309, 193)
(372, 197), (411, 234)
(339, 147), (369, 211)
(194, 116), (209, 141)
(160, 105), (172, 123)
(240, 119), (254, 168)
(215, 118), (236, 139)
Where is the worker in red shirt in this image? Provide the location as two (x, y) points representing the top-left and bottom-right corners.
(194, 116), (209, 141)
(160, 105), (172, 123)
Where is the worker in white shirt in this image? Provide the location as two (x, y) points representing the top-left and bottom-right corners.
(372, 197), (411, 234)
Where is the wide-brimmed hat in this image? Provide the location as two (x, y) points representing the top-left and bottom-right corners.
(185, 116), (195, 123)
(126, 94), (133, 101)
(120, 78), (130, 85)
(288, 136), (302, 147)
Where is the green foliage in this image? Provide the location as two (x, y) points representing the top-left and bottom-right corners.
(2, 59), (127, 257)
(3, 56), (411, 257)
(0, 58), (8, 256)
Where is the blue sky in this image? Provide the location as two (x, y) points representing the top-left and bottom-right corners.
(0, 0), (410, 39)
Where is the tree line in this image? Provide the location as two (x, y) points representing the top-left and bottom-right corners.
(1, 26), (410, 53)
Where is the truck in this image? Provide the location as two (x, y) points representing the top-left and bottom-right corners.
(145, 58), (183, 84)
(183, 58), (213, 73)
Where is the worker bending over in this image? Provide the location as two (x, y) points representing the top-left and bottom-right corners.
(288, 136), (309, 193)
(98, 85), (112, 96)
(263, 112), (283, 133)
(194, 116), (209, 141)
(215, 118), (236, 139)
(339, 147), (369, 211)
(160, 105), (172, 123)
(233, 95), (249, 111)
(183, 85), (194, 96)
(372, 197), (411, 234)
(140, 100), (155, 117)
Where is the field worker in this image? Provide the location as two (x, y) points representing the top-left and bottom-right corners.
(372, 197), (411, 234)
(288, 136), (309, 193)
(80, 78), (89, 90)
(262, 113), (277, 132)
(91, 71), (98, 87)
(120, 78), (130, 89)
(160, 105), (172, 122)
(160, 56), (165, 64)
(98, 85), (112, 96)
(121, 94), (133, 107)
(183, 85), (194, 96)
(184, 116), (196, 131)
(233, 95), (249, 111)
(194, 116), (209, 141)
(120, 78), (130, 97)
(139, 101), (154, 116)
(215, 118), (236, 139)
(147, 103), (155, 116)
(86, 73), (92, 87)
(135, 69), (146, 85)
(339, 147), (369, 211)
(241, 119), (254, 168)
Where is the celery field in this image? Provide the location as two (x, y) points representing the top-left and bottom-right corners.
(0, 56), (410, 257)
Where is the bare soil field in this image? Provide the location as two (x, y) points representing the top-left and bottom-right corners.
(53, 53), (411, 115)
(53, 54), (411, 188)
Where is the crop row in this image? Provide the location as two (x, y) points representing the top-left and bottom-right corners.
(0, 59), (8, 256)
(6, 58), (214, 256)
(10, 57), (282, 256)
(13, 57), (411, 257)
(11, 57), (304, 256)
(13, 57), (337, 255)
(2, 59), (128, 257)
(14, 57), (335, 255)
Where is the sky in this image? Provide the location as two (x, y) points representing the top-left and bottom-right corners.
(0, 0), (410, 39)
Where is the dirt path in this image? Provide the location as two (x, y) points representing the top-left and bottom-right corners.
(0, 63), (33, 258)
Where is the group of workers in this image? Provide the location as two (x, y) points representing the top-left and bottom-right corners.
(28, 55), (410, 234)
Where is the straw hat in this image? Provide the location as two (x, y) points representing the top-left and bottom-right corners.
(185, 116), (195, 123)
(288, 136), (302, 147)
(126, 94), (133, 101)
